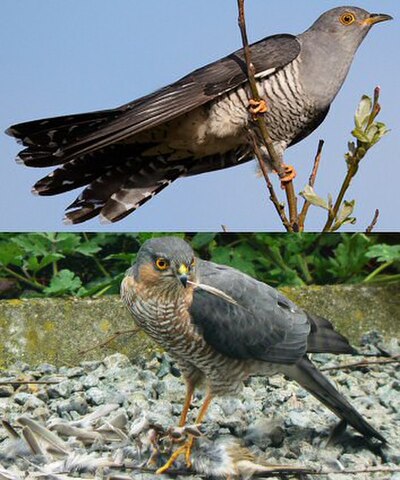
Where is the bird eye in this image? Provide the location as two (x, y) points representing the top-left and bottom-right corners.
(339, 12), (355, 25)
(155, 258), (169, 270)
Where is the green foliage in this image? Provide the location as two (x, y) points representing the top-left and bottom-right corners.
(0, 233), (398, 299)
(301, 88), (389, 232)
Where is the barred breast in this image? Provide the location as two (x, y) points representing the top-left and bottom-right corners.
(121, 276), (256, 395)
(193, 56), (317, 165)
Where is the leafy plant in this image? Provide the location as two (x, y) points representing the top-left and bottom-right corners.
(300, 88), (389, 232)
(0, 233), (398, 299)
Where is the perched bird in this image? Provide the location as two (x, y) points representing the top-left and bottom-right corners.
(121, 237), (386, 473)
(6, 7), (391, 224)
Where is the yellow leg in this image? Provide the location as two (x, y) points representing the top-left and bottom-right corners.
(156, 391), (213, 474)
(179, 381), (194, 427)
(185, 391), (213, 467)
(194, 391), (213, 424)
(156, 444), (189, 474)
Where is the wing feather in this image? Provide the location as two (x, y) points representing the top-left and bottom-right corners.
(190, 260), (310, 364)
(49, 34), (300, 159)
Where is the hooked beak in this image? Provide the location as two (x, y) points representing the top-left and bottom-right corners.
(177, 264), (189, 288)
(363, 13), (393, 26)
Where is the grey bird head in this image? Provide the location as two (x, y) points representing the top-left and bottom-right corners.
(305, 6), (392, 50)
(135, 237), (196, 288)
(298, 6), (392, 106)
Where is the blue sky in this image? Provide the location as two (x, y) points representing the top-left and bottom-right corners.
(1, 0), (398, 232)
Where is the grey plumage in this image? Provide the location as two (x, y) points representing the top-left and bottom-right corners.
(191, 436), (312, 478)
(6, 7), (392, 223)
(121, 236), (385, 444)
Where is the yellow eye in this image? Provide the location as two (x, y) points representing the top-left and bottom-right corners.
(155, 258), (169, 270)
(339, 12), (355, 25)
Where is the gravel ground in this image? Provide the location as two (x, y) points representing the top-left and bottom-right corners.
(0, 331), (399, 479)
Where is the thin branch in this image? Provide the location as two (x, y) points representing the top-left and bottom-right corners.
(110, 462), (314, 477)
(322, 162), (359, 232)
(2, 266), (45, 291)
(285, 182), (299, 231)
(78, 328), (140, 356)
(298, 140), (324, 230)
(323, 86), (385, 232)
(108, 463), (400, 477)
(0, 380), (61, 386)
(366, 209), (380, 233)
(320, 355), (399, 372)
(237, 0), (297, 231)
(82, 232), (112, 279)
(249, 131), (291, 231)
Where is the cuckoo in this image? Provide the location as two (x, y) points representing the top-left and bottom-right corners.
(121, 237), (386, 473)
(6, 7), (391, 224)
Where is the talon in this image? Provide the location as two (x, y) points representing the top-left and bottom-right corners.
(248, 98), (268, 115)
(185, 437), (194, 468)
(279, 164), (297, 187)
(156, 439), (194, 474)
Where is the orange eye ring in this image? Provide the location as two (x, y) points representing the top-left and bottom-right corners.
(155, 258), (169, 270)
(339, 12), (356, 25)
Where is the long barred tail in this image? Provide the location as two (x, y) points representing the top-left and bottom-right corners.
(282, 356), (386, 443)
(7, 112), (253, 223)
(6, 113), (186, 224)
(6, 110), (116, 167)
(63, 160), (187, 224)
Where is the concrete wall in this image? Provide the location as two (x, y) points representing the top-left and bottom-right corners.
(0, 284), (399, 368)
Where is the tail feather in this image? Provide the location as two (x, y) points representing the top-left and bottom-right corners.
(62, 156), (186, 224)
(32, 143), (155, 196)
(100, 181), (174, 224)
(282, 356), (386, 443)
(7, 109), (254, 223)
(100, 167), (187, 223)
(306, 313), (357, 355)
(63, 169), (133, 224)
(7, 109), (115, 167)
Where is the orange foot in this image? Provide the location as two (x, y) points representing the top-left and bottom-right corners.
(279, 164), (297, 187)
(156, 437), (195, 474)
(248, 98), (268, 115)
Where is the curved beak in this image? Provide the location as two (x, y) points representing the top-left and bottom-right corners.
(363, 13), (393, 26)
(178, 264), (189, 288)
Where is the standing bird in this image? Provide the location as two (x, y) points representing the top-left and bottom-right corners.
(6, 7), (391, 224)
(121, 237), (386, 473)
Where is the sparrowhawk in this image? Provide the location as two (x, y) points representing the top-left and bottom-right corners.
(6, 7), (392, 224)
(121, 236), (385, 473)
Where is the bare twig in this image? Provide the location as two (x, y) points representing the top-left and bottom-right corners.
(109, 463), (400, 477)
(0, 380), (62, 386)
(298, 140), (324, 230)
(322, 162), (358, 232)
(320, 354), (399, 372)
(366, 209), (380, 233)
(78, 328), (140, 356)
(111, 462), (314, 477)
(286, 182), (299, 231)
(237, 0), (297, 231)
(249, 131), (291, 231)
